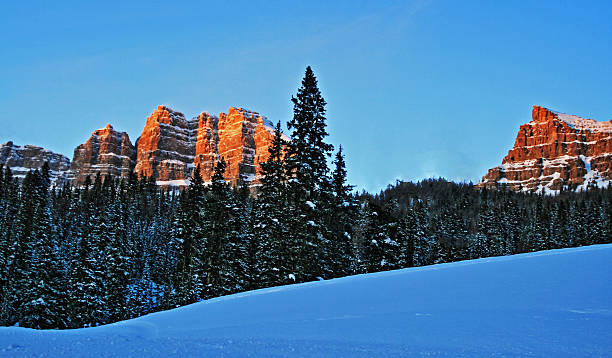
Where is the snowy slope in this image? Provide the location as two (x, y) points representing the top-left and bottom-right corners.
(1, 245), (611, 357)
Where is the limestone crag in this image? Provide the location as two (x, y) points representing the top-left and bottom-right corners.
(0, 141), (71, 185)
(134, 105), (282, 187)
(479, 106), (612, 193)
(195, 107), (284, 184)
(71, 124), (136, 185)
(134, 106), (198, 184)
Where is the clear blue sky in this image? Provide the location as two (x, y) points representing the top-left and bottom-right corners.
(1, 1), (611, 193)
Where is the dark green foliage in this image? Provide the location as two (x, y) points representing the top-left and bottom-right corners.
(172, 166), (206, 306)
(201, 158), (248, 298)
(283, 66), (335, 282)
(326, 146), (358, 276)
(359, 178), (612, 266)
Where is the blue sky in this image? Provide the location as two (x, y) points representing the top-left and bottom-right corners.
(1, 1), (611, 192)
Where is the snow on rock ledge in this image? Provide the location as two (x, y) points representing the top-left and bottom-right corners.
(478, 105), (612, 194)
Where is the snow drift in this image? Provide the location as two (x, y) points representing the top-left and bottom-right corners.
(1, 244), (611, 357)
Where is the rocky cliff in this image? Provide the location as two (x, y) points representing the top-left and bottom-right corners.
(132, 105), (282, 187)
(2, 105), (281, 188)
(71, 124), (136, 185)
(134, 105), (197, 184)
(479, 105), (612, 193)
(0, 141), (71, 185)
(195, 107), (282, 184)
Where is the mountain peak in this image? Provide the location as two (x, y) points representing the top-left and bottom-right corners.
(479, 106), (612, 193)
(71, 123), (136, 185)
(531, 105), (612, 133)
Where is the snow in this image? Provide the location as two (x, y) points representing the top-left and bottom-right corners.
(240, 173), (255, 182)
(572, 155), (610, 192)
(97, 152), (132, 160)
(1, 245), (611, 357)
(490, 153), (611, 194)
(575, 155), (610, 192)
(553, 111), (612, 133)
(261, 119), (292, 142)
(383, 237), (398, 245)
(155, 179), (191, 187)
(160, 159), (188, 166)
(580, 154), (592, 173)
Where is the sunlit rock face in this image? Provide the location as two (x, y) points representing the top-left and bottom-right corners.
(3, 105), (282, 189)
(133, 105), (282, 187)
(195, 107), (282, 185)
(134, 105), (198, 185)
(478, 106), (612, 194)
(71, 124), (136, 185)
(0, 141), (71, 185)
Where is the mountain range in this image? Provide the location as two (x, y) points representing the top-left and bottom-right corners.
(1, 105), (283, 188)
(1, 104), (611, 192)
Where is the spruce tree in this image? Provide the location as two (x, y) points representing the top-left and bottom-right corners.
(0, 167), (17, 324)
(103, 193), (130, 323)
(20, 163), (67, 328)
(284, 66), (334, 282)
(69, 178), (107, 327)
(326, 146), (358, 276)
(285, 66), (334, 194)
(8, 170), (39, 325)
(201, 159), (248, 298)
(173, 165), (205, 306)
(255, 121), (293, 287)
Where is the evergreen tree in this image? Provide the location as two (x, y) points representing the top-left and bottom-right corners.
(20, 163), (68, 328)
(0, 167), (18, 324)
(69, 177), (107, 327)
(173, 165), (206, 306)
(254, 120), (293, 286)
(358, 201), (401, 272)
(284, 66), (334, 282)
(326, 146), (358, 276)
(285, 66), (334, 194)
(8, 170), (39, 325)
(201, 159), (248, 298)
(103, 192), (130, 323)
(406, 202), (430, 267)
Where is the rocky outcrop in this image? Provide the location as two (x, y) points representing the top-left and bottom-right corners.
(2, 104), (281, 189)
(195, 107), (283, 184)
(135, 105), (282, 187)
(479, 106), (612, 193)
(134, 105), (198, 184)
(71, 124), (136, 185)
(0, 141), (71, 185)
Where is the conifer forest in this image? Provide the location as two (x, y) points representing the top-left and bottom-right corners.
(0, 67), (610, 329)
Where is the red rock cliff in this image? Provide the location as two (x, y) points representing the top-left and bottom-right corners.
(195, 107), (282, 185)
(134, 105), (282, 187)
(479, 106), (612, 193)
(71, 124), (136, 185)
(134, 106), (197, 184)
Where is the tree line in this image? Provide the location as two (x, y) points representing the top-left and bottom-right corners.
(0, 66), (610, 329)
